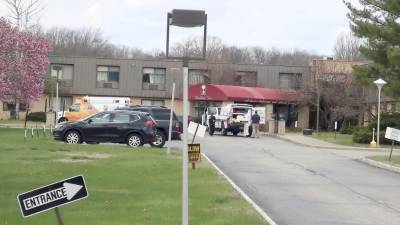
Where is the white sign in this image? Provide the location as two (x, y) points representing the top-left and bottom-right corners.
(188, 122), (207, 138)
(385, 127), (400, 142)
(254, 107), (266, 125)
(334, 121), (338, 130)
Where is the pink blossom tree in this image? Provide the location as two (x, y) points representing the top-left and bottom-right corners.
(0, 18), (51, 119)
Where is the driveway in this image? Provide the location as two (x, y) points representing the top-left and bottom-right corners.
(197, 135), (400, 225)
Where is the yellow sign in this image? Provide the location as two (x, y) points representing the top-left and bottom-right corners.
(188, 144), (201, 163)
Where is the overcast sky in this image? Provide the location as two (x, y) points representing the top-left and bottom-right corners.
(0, 0), (355, 56)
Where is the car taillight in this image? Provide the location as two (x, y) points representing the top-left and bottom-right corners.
(144, 120), (157, 127)
(175, 122), (180, 132)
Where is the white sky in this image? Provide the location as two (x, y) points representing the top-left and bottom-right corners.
(0, 0), (356, 55)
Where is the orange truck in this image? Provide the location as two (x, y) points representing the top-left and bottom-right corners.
(56, 97), (98, 123)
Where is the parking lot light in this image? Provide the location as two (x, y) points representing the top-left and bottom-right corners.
(374, 78), (387, 146)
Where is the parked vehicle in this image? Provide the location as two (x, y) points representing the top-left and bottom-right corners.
(57, 97), (98, 123)
(203, 104), (265, 137)
(57, 96), (130, 123)
(116, 105), (182, 147)
(53, 110), (160, 147)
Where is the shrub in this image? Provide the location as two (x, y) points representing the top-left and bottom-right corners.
(368, 113), (400, 131)
(340, 122), (353, 134)
(26, 112), (46, 122)
(352, 127), (372, 143)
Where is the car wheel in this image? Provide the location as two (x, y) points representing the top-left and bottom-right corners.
(233, 131), (239, 136)
(127, 133), (143, 147)
(58, 117), (67, 123)
(65, 130), (81, 144)
(150, 131), (166, 148)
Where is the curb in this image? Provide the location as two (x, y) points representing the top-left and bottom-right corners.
(202, 153), (278, 225)
(358, 158), (400, 174)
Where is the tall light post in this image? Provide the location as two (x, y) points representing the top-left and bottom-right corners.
(374, 78), (387, 146)
(53, 65), (63, 112)
(166, 9), (207, 225)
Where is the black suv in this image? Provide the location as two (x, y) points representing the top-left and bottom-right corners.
(116, 105), (182, 147)
(52, 111), (160, 147)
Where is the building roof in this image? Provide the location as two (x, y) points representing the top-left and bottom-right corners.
(186, 84), (299, 104)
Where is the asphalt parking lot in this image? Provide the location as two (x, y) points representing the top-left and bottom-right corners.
(189, 134), (400, 225)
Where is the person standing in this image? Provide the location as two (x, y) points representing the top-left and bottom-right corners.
(251, 111), (261, 138)
(208, 113), (216, 136)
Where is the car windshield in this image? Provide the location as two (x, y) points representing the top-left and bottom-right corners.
(208, 107), (218, 115)
(232, 107), (250, 114)
(69, 103), (80, 112)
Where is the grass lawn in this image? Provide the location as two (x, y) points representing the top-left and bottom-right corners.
(312, 132), (399, 149)
(369, 155), (400, 167)
(0, 120), (45, 126)
(0, 128), (266, 225)
(312, 132), (356, 146)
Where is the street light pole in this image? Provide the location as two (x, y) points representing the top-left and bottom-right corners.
(374, 78), (387, 146)
(165, 10), (207, 225)
(182, 62), (189, 225)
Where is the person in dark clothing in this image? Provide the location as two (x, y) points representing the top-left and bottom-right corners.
(208, 113), (216, 136)
(251, 111), (261, 138)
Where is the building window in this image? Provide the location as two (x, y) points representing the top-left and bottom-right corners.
(189, 69), (209, 85)
(3, 102), (27, 111)
(141, 99), (164, 106)
(142, 68), (166, 90)
(51, 64), (74, 87)
(234, 71), (257, 87)
(279, 73), (302, 89)
(96, 66), (120, 89)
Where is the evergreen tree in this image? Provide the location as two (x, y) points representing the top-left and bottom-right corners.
(344, 0), (400, 97)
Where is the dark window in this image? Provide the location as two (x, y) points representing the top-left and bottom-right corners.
(234, 71), (257, 87)
(3, 103), (27, 111)
(50, 64), (74, 87)
(90, 113), (112, 123)
(96, 66), (120, 88)
(189, 69), (209, 85)
(130, 115), (140, 122)
(142, 68), (166, 90)
(279, 73), (302, 89)
(152, 109), (171, 120)
(113, 114), (130, 123)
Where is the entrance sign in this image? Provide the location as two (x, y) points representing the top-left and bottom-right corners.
(385, 127), (400, 142)
(188, 144), (201, 163)
(188, 122), (207, 138)
(18, 175), (88, 217)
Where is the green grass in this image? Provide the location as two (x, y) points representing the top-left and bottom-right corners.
(0, 128), (266, 225)
(369, 155), (400, 166)
(0, 120), (45, 125)
(312, 132), (397, 149)
(312, 132), (356, 146)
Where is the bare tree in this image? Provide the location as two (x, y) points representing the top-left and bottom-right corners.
(333, 31), (364, 61)
(45, 27), (152, 58)
(3, 0), (42, 30)
(302, 59), (369, 131)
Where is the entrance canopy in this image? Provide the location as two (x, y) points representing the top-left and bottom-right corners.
(186, 84), (299, 104)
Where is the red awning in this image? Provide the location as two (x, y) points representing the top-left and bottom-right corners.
(185, 84), (299, 103)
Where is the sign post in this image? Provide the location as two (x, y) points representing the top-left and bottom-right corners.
(334, 121), (338, 140)
(17, 175), (88, 219)
(385, 127), (400, 161)
(167, 82), (176, 154)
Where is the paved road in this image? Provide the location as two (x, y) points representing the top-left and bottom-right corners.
(197, 135), (400, 225)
